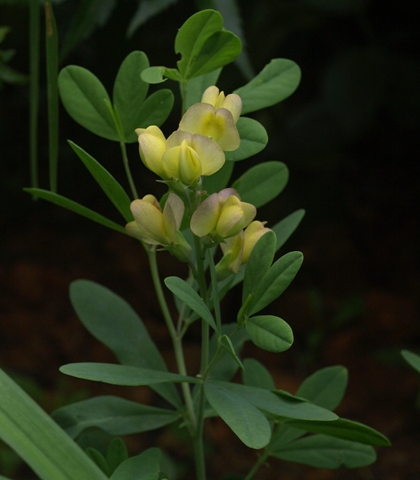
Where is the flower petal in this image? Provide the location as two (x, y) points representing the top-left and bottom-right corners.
(223, 93), (242, 122)
(137, 126), (168, 179)
(163, 193), (185, 242)
(190, 192), (221, 237)
(190, 134), (225, 176)
(217, 196), (246, 238)
(130, 199), (169, 245)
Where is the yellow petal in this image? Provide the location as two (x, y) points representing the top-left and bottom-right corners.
(163, 193), (185, 242)
(189, 134), (225, 176)
(242, 221), (271, 263)
(217, 196), (246, 238)
(222, 93), (242, 123)
(201, 86), (221, 106)
(137, 126), (167, 179)
(190, 193), (221, 237)
(130, 199), (169, 245)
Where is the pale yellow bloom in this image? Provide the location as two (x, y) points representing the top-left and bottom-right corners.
(242, 221), (272, 263)
(125, 193), (184, 246)
(164, 131), (225, 185)
(136, 126), (225, 185)
(190, 188), (256, 242)
(136, 126), (168, 179)
(179, 86), (242, 151)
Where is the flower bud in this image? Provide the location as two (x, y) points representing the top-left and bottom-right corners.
(190, 188), (256, 242)
(164, 131), (225, 185)
(242, 221), (272, 263)
(125, 193), (184, 246)
(216, 231), (244, 279)
(136, 126), (168, 179)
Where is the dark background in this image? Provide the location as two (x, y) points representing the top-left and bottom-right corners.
(1, 0), (419, 478)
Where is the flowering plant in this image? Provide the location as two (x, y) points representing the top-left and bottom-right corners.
(0, 9), (390, 480)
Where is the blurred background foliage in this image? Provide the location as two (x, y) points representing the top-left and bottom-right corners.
(0, 0), (419, 478)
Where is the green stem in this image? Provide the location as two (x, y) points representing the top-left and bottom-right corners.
(207, 249), (222, 334)
(109, 102), (139, 199)
(119, 139), (139, 199)
(45, 0), (59, 193)
(193, 385), (207, 480)
(244, 450), (270, 480)
(180, 80), (188, 115)
(193, 235), (209, 374)
(29, 0), (40, 191)
(146, 248), (196, 432)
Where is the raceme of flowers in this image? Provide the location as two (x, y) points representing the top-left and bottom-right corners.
(126, 86), (273, 278)
(136, 86), (242, 186)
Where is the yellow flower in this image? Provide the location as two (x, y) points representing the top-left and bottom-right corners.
(136, 126), (168, 179)
(136, 127), (225, 186)
(190, 188), (256, 242)
(179, 86), (242, 151)
(242, 221), (272, 263)
(125, 193), (184, 246)
(216, 231), (245, 279)
(164, 131), (225, 185)
(201, 86), (242, 122)
(215, 220), (272, 279)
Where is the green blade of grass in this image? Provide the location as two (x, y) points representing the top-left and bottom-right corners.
(29, 0), (40, 191)
(45, 0), (59, 192)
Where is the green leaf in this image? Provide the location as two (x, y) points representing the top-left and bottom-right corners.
(242, 358), (275, 390)
(235, 59), (301, 114)
(106, 438), (129, 475)
(216, 381), (338, 421)
(69, 280), (181, 408)
(209, 324), (249, 382)
(402, 349), (420, 374)
(110, 448), (161, 480)
(175, 9), (241, 80)
(203, 381), (271, 449)
(132, 89), (174, 134)
(87, 448), (111, 476)
(202, 160), (234, 194)
(112, 51), (149, 141)
(0, 369), (108, 480)
(225, 117), (268, 162)
(23, 188), (126, 234)
(60, 363), (198, 386)
(246, 315), (293, 353)
(285, 418), (391, 446)
(272, 434), (377, 468)
(297, 366), (348, 411)
(58, 65), (117, 140)
(220, 335), (244, 370)
(186, 30), (242, 79)
(249, 251), (304, 315)
(51, 396), (179, 439)
(233, 161), (288, 207)
(271, 209), (305, 252)
(68, 141), (133, 221)
(242, 230), (277, 304)
(164, 276), (217, 332)
(140, 66), (181, 84)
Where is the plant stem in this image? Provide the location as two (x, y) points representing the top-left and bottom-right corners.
(207, 249), (222, 334)
(29, 0), (40, 192)
(119, 139), (139, 199)
(45, 0), (59, 193)
(193, 386), (207, 480)
(244, 450), (270, 480)
(146, 248), (196, 432)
